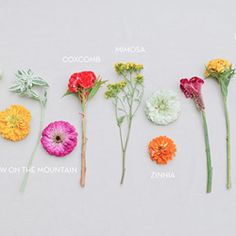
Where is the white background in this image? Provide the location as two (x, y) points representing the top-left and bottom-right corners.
(1, 0), (236, 235)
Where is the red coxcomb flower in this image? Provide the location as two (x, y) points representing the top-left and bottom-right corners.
(68, 71), (96, 93)
(180, 77), (205, 111)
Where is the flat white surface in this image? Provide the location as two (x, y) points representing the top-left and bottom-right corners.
(1, 0), (236, 235)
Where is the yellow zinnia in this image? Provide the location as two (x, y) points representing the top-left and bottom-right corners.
(0, 105), (31, 141)
(205, 58), (231, 77)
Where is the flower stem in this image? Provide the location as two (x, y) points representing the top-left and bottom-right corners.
(80, 102), (87, 188)
(201, 111), (213, 193)
(19, 101), (45, 192)
(120, 149), (126, 185)
(223, 96), (231, 189)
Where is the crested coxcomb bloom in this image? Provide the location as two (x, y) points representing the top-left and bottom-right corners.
(180, 77), (213, 193)
(64, 71), (106, 187)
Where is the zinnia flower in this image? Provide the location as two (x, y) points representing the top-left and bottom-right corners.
(0, 105), (31, 141)
(68, 71), (96, 92)
(145, 90), (181, 125)
(204, 58), (231, 78)
(205, 59), (235, 190)
(179, 76), (213, 193)
(148, 136), (176, 164)
(41, 121), (78, 157)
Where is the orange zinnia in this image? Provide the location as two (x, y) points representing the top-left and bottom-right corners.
(148, 136), (176, 164)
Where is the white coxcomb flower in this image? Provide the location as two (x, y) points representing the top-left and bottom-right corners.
(145, 90), (181, 125)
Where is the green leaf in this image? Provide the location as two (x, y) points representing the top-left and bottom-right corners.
(29, 89), (40, 100)
(118, 107), (126, 112)
(219, 77), (228, 97)
(32, 77), (49, 87)
(117, 115), (125, 127)
(9, 83), (21, 92)
(134, 98), (141, 102)
(63, 89), (73, 97)
(22, 70), (27, 75)
(88, 78), (107, 100)
(27, 69), (33, 75)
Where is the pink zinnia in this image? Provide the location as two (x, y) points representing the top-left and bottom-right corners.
(41, 121), (78, 157)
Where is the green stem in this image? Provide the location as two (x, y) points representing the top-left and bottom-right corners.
(120, 83), (136, 185)
(116, 76), (143, 185)
(120, 119), (132, 185)
(114, 98), (126, 184)
(120, 149), (126, 185)
(201, 111), (213, 193)
(19, 101), (45, 192)
(223, 96), (231, 189)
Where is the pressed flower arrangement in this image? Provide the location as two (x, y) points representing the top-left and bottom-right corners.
(0, 59), (234, 192)
(41, 121), (78, 157)
(149, 136), (176, 164)
(9, 69), (49, 192)
(145, 90), (181, 125)
(64, 71), (105, 187)
(105, 62), (144, 184)
(180, 77), (213, 193)
(205, 59), (235, 190)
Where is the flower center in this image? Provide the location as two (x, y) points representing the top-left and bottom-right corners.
(156, 100), (168, 111)
(157, 143), (168, 152)
(6, 115), (20, 128)
(53, 133), (65, 143)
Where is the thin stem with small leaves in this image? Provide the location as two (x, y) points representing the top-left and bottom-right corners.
(118, 80), (143, 184)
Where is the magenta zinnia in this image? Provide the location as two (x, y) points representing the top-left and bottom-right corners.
(180, 76), (213, 193)
(41, 121), (78, 157)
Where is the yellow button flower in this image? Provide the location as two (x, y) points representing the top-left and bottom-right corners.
(0, 105), (31, 141)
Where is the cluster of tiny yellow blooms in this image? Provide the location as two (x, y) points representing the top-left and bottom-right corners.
(135, 74), (144, 84)
(0, 105), (31, 141)
(105, 81), (127, 98)
(115, 62), (144, 75)
(205, 58), (231, 77)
